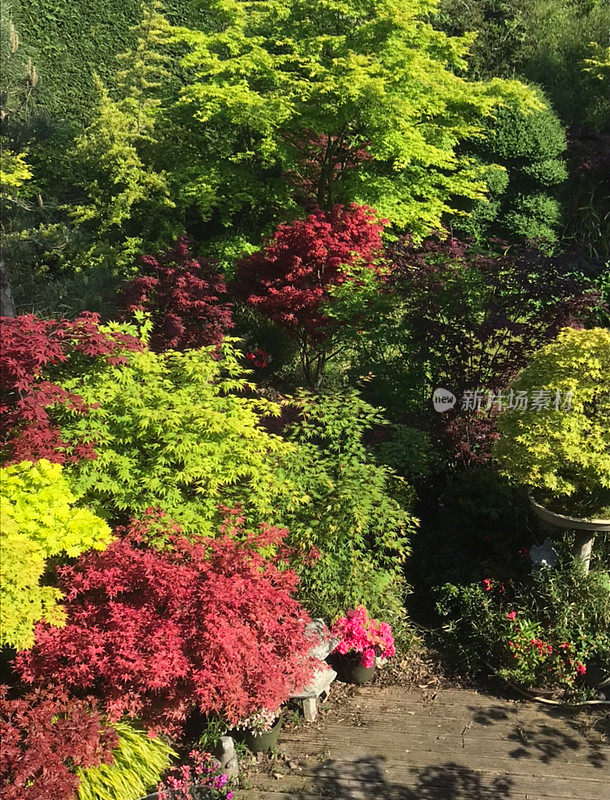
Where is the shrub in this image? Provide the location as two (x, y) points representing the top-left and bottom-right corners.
(0, 687), (118, 800)
(118, 237), (233, 352)
(279, 391), (416, 625)
(372, 425), (441, 484)
(436, 555), (610, 694)
(351, 235), (606, 464)
(495, 327), (610, 518)
(0, 313), (140, 465)
(53, 341), (296, 532)
(16, 515), (315, 736)
(77, 722), (175, 800)
(457, 93), (568, 243)
(0, 459), (112, 650)
(233, 204), (386, 386)
(331, 606), (396, 668)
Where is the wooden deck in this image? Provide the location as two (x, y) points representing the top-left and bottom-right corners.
(240, 685), (609, 799)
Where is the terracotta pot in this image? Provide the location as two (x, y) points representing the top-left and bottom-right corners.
(529, 494), (610, 573)
(234, 713), (283, 753)
(330, 652), (375, 685)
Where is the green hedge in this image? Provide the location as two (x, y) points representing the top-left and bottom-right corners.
(12, 0), (194, 126)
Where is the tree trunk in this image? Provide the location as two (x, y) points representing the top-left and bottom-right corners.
(573, 530), (595, 573)
(0, 258), (17, 317)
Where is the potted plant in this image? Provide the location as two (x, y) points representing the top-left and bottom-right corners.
(233, 708), (283, 753)
(329, 606), (396, 684)
(495, 327), (610, 572)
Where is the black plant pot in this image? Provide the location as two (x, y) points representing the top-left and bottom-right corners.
(234, 714), (283, 753)
(329, 652), (375, 685)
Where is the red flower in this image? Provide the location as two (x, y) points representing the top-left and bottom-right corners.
(483, 578), (492, 592)
(507, 611), (517, 620)
(575, 662), (587, 676)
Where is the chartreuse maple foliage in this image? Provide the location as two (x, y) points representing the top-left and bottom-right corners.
(171, 0), (538, 235)
(54, 340), (299, 531)
(0, 460), (112, 650)
(495, 327), (610, 517)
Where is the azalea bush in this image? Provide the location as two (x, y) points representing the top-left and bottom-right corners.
(331, 606), (396, 669)
(118, 237), (233, 352)
(0, 313), (140, 465)
(16, 514), (315, 736)
(0, 459), (112, 650)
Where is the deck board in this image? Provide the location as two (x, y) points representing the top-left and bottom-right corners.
(239, 685), (609, 799)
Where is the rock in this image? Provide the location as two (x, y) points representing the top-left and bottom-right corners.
(306, 618), (340, 661)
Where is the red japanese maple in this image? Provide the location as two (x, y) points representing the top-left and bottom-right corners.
(0, 687), (117, 800)
(0, 313), (140, 464)
(118, 237), (233, 351)
(16, 512), (316, 737)
(233, 204), (386, 384)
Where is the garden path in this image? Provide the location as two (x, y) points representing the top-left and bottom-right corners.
(239, 685), (609, 800)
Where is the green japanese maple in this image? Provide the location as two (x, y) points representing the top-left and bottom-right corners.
(171, 0), (537, 236)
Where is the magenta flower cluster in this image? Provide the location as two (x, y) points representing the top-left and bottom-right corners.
(332, 606), (396, 668)
(157, 750), (233, 799)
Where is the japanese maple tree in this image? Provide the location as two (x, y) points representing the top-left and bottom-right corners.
(233, 204), (386, 385)
(0, 687), (117, 800)
(349, 235), (606, 464)
(118, 237), (233, 351)
(16, 511), (316, 737)
(0, 313), (140, 465)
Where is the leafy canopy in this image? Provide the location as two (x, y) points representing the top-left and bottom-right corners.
(279, 390), (416, 623)
(171, 0), (537, 236)
(16, 515), (315, 736)
(0, 460), (112, 650)
(495, 327), (610, 517)
(54, 340), (298, 531)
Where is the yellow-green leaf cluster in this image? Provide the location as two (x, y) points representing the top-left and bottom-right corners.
(77, 722), (176, 800)
(0, 460), (113, 650)
(495, 328), (610, 515)
(55, 340), (301, 532)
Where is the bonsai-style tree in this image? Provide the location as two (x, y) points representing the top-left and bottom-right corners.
(494, 327), (610, 570)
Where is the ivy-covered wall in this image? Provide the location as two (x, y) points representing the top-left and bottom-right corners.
(12, 0), (193, 126)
